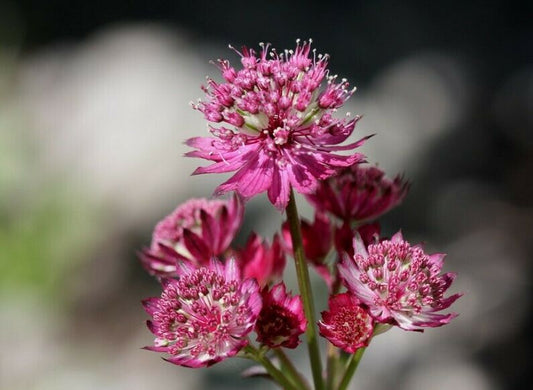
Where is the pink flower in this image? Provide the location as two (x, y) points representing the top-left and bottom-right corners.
(255, 282), (306, 348)
(140, 195), (243, 276)
(235, 233), (286, 288)
(318, 293), (373, 353)
(143, 258), (262, 367)
(307, 164), (409, 223)
(186, 40), (368, 209)
(339, 232), (461, 331)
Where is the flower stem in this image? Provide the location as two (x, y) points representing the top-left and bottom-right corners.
(274, 348), (311, 390)
(286, 189), (325, 390)
(337, 347), (366, 390)
(243, 345), (299, 390)
(325, 343), (339, 390)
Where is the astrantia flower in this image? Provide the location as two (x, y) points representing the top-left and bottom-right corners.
(235, 232), (286, 288)
(339, 232), (461, 331)
(140, 195), (243, 276)
(318, 292), (373, 353)
(255, 282), (306, 348)
(143, 258), (262, 367)
(186, 40), (368, 209)
(307, 164), (409, 223)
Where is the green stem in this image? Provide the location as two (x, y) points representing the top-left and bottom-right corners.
(325, 343), (339, 390)
(286, 189), (325, 390)
(274, 348), (310, 390)
(243, 345), (299, 390)
(337, 348), (366, 390)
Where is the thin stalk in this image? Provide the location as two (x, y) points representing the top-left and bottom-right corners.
(325, 343), (339, 390)
(243, 345), (299, 390)
(337, 347), (366, 390)
(274, 348), (310, 390)
(286, 189), (324, 390)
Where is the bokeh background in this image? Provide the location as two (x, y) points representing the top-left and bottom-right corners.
(1, 1), (531, 389)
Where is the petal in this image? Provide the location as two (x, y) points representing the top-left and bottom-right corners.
(142, 345), (168, 352)
(338, 256), (376, 306)
(216, 150), (274, 198)
(182, 229), (210, 265)
(268, 167), (291, 209)
(142, 297), (160, 316)
(352, 233), (369, 257)
(390, 230), (404, 243)
(209, 257), (225, 276)
(200, 209), (220, 253)
(224, 257), (241, 282)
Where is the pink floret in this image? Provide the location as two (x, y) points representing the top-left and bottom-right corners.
(187, 40), (368, 209)
(143, 258), (262, 367)
(339, 231), (462, 331)
(318, 292), (373, 353)
(140, 195), (243, 276)
(255, 282), (307, 349)
(307, 164), (409, 223)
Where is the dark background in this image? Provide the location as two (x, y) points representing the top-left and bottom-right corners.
(1, 1), (531, 389)
(7, 1), (532, 83)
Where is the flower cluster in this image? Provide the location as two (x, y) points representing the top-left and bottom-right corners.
(255, 283), (307, 348)
(143, 259), (261, 367)
(339, 232), (461, 331)
(140, 195), (243, 276)
(186, 40), (368, 209)
(318, 293), (373, 353)
(139, 40), (461, 389)
(306, 163), (410, 223)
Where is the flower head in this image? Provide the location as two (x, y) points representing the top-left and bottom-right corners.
(140, 195), (243, 276)
(143, 258), (262, 367)
(339, 232), (461, 331)
(255, 282), (306, 348)
(318, 293), (373, 353)
(186, 40), (368, 209)
(307, 164), (409, 223)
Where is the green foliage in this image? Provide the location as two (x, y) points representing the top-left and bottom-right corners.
(0, 101), (100, 301)
(0, 189), (99, 299)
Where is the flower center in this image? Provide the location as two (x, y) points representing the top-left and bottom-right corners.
(358, 241), (447, 314)
(332, 306), (371, 344)
(273, 127), (289, 145)
(257, 305), (294, 336)
(155, 268), (248, 358)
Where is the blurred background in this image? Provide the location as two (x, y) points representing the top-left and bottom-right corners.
(0, 0), (531, 389)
